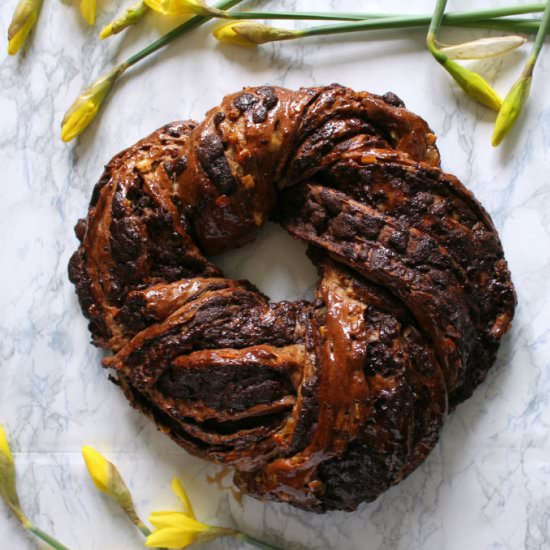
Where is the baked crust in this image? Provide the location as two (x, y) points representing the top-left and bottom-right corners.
(69, 85), (515, 512)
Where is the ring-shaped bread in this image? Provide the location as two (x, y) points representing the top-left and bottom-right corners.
(69, 85), (515, 512)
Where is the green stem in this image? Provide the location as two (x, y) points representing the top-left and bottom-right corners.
(121, 5), (547, 71)
(440, 3), (546, 21)
(238, 532), (283, 550)
(292, 14), (545, 44)
(520, 1), (550, 80)
(27, 525), (71, 550)
(429, 0), (447, 35)
(122, 3), (547, 70)
(136, 519), (152, 537)
(125, 0), (244, 67)
(427, 0), (448, 63)
(457, 18), (542, 34)
(226, 4), (547, 22)
(531, 0), (550, 61)
(228, 10), (390, 21)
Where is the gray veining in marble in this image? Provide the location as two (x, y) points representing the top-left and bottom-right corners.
(1, 0), (549, 548)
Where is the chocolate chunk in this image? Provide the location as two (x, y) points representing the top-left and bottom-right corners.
(197, 134), (237, 195)
(382, 91), (405, 108)
(233, 93), (258, 112)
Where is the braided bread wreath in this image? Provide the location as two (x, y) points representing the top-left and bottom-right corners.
(69, 84), (516, 513)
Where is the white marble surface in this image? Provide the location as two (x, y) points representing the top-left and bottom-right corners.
(1, 0), (549, 548)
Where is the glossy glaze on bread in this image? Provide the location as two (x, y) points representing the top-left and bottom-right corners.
(69, 85), (515, 512)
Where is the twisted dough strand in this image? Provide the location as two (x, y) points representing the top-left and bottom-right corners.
(69, 85), (515, 512)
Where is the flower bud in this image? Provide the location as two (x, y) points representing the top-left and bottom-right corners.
(7, 0), (43, 55)
(443, 59), (502, 111)
(213, 21), (297, 47)
(61, 64), (126, 142)
(492, 74), (531, 146)
(0, 425), (27, 526)
(81, 446), (140, 523)
(100, 1), (149, 39)
(143, 0), (226, 17)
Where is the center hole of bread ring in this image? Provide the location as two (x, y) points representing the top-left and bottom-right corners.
(211, 221), (318, 302)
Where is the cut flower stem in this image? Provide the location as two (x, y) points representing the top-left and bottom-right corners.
(226, 4), (547, 23)
(63, 1), (548, 141)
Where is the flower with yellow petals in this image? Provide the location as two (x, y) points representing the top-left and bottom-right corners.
(0, 424), (24, 523)
(7, 0), (43, 55)
(143, 0), (226, 18)
(146, 477), (280, 549)
(61, 64), (127, 142)
(0, 425), (69, 550)
(80, 0), (96, 25)
(213, 22), (297, 47)
(82, 445), (150, 536)
(146, 478), (236, 548)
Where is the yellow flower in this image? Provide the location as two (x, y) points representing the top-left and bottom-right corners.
(100, 0), (149, 40)
(170, 476), (195, 518)
(7, 0), (43, 55)
(82, 446), (140, 520)
(0, 425), (70, 549)
(0, 425), (27, 526)
(0, 425), (12, 462)
(82, 445), (111, 493)
(82, 446), (153, 536)
(143, 0), (225, 17)
(80, 0), (96, 25)
(442, 59), (502, 112)
(212, 21), (297, 47)
(492, 74), (532, 146)
(145, 477), (236, 549)
(61, 64), (126, 142)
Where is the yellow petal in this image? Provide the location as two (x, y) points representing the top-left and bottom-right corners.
(213, 22), (256, 47)
(143, 0), (221, 17)
(146, 527), (197, 548)
(7, 0), (42, 55)
(61, 100), (99, 142)
(81, 444), (141, 524)
(0, 425), (13, 463)
(213, 22), (251, 47)
(149, 511), (207, 530)
(171, 477), (196, 519)
(8, 16), (36, 55)
(0, 425), (24, 519)
(80, 0), (96, 25)
(443, 59), (502, 111)
(492, 75), (531, 146)
(82, 445), (110, 493)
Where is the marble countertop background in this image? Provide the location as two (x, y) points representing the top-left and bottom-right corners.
(1, 0), (549, 548)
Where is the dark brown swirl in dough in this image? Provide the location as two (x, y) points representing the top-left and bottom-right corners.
(69, 85), (515, 512)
